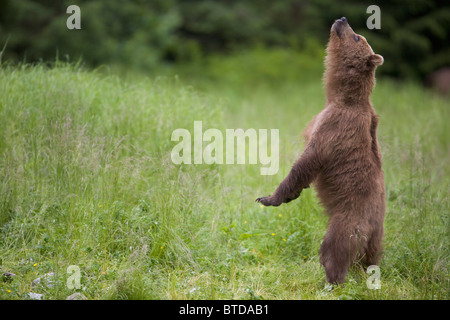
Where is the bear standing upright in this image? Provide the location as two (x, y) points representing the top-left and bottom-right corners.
(256, 17), (385, 285)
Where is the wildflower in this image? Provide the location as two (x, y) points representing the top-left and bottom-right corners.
(282, 238), (286, 242)
(244, 220), (247, 224)
(278, 214), (282, 218)
(99, 205), (102, 208)
(33, 263), (37, 267)
(272, 233), (275, 236)
(7, 289), (11, 293)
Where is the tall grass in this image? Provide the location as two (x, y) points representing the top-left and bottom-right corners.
(0, 55), (448, 300)
(0, 63), (224, 299)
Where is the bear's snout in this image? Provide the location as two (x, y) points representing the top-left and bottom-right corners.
(332, 17), (349, 39)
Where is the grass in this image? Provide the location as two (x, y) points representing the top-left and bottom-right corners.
(0, 51), (448, 300)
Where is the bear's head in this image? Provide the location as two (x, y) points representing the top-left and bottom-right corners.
(325, 17), (383, 105)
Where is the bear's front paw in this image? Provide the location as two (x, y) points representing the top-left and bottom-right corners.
(255, 195), (282, 207)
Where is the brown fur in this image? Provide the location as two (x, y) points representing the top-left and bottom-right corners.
(256, 17), (385, 285)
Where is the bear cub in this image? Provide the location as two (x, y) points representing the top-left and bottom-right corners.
(256, 17), (385, 285)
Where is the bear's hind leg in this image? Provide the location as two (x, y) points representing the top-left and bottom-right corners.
(362, 225), (384, 267)
(319, 215), (368, 284)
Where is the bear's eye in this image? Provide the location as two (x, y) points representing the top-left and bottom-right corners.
(353, 35), (360, 42)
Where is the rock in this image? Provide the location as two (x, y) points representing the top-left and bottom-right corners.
(66, 292), (88, 300)
(2, 272), (16, 282)
(28, 292), (44, 300)
(32, 272), (55, 288)
(426, 67), (450, 95)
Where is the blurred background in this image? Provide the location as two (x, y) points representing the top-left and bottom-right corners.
(0, 0), (449, 90)
(0, 1), (449, 300)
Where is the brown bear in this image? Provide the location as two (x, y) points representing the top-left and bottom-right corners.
(256, 17), (385, 285)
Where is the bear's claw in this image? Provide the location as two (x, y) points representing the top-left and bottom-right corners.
(256, 196), (281, 207)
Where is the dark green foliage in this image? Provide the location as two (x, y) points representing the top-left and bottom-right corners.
(0, 0), (181, 69)
(0, 0), (449, 81)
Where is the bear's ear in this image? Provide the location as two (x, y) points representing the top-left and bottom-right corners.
(368, 54), (384, 67)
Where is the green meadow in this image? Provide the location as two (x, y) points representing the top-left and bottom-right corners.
(0, 48), (448, 300)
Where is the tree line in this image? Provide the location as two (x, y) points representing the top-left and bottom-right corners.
(0, 0), (448, 82)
